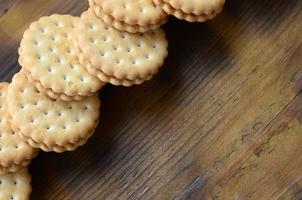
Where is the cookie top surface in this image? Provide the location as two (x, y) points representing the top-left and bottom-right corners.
(0, 83), (37, 169)
(93, 0), (167, 26)
(75, 9), (168, 80)
(19, 14), (104, 97)
(0, 168), (31, 200)
(7, 71), (101, 149)
(163, 0), (225, 15)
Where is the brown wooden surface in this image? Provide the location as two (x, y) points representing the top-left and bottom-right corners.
(0, 0), (301, 199)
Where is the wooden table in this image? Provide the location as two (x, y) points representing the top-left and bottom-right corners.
(0, 0), (301, 199)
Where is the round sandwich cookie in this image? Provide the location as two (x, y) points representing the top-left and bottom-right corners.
(0, 83), (38, 175)
(19, 14), (105, 101)
(153, 0), (225, 22)
(89, 0), (168, 33)
(0, 168), (32, 200)
(7, 71), (101, 153)
(75, 9), (168, 86)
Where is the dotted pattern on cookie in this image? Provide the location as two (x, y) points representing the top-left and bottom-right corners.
(161, 0), (225, 16)
(75, 42), (153, 86)
(154, 0), (224, 22)
(7, 71), (101, 152)
(24, 68), (94, 101)
(0, 83), (38, 174)
(90, 0), (167, 33)
(93, 0), (167, 26)
(75, 9), (168, 82)
(16, 120), (98, 152)
(0, 168), (32, 200)
(19, 14), (104, 99)
(10, 116), (99, 153)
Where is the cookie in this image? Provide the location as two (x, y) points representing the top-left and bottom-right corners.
(0, 83), (38, 174)
(0, 168), (32, 200)
(89, 0), (168, 33)
(154, 0), (225, 22)
(7, 71), (101, 153)
(19, 14), (105, 101)
(75, 9), (168, 86)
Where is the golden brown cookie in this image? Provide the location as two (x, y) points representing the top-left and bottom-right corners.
(154, 0), (225, 22)
(0, 168), (32, 200)
(89, 0), (168, 33)
(19, 14), (105, 101)
(75, 9), (168, 86)
(7, 71), (101, 153)
(0, 83), (38, 174)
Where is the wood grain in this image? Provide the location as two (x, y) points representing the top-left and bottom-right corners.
(0, 0), (301, 199)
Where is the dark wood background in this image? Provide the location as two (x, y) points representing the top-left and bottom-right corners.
(0, 0), (301, 199)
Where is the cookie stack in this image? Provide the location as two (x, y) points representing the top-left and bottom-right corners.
(89, 0), (168, 33)
(0, 83), (37, 199)
(76, 9), (168, 86)
(154, 0), (225, 22)
(0, 0), (225, 198)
